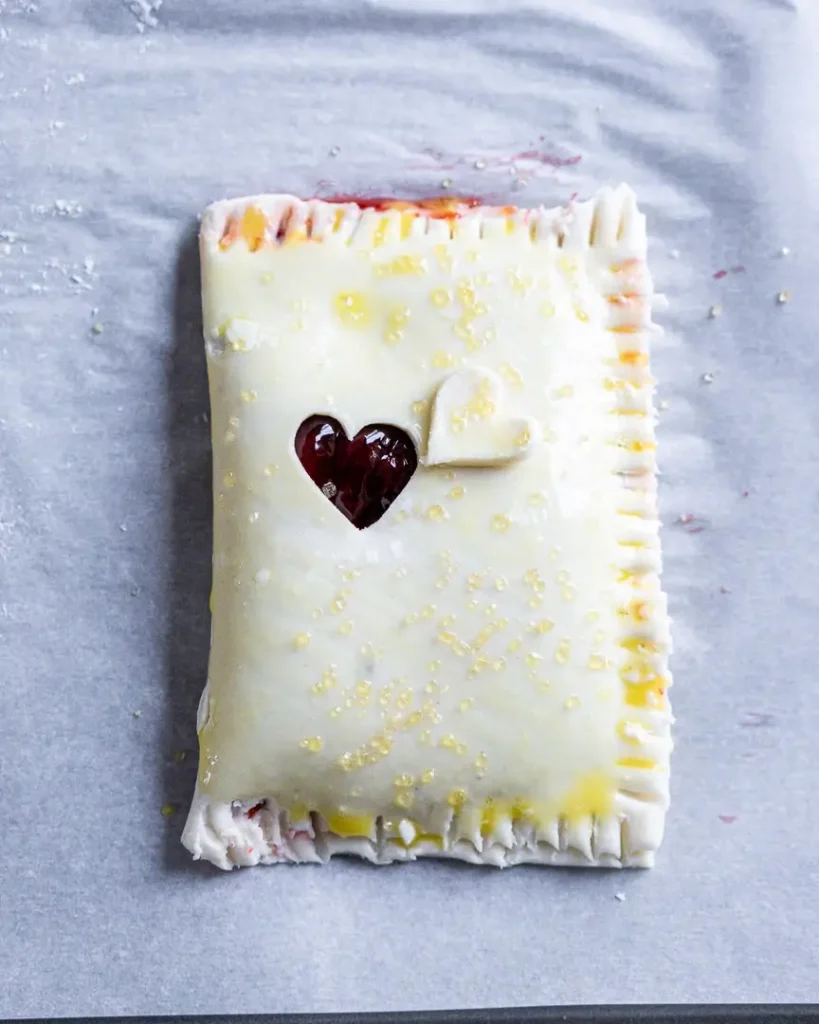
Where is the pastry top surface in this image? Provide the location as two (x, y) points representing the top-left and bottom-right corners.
(197, 189), (670, 843)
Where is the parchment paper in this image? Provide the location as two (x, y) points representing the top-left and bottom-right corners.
(2, 0), (819, 1017)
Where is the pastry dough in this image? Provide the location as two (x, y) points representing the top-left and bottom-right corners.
(183, 188), (672, 870)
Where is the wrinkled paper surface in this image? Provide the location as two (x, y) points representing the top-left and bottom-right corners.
(2, 0), (819, 1016)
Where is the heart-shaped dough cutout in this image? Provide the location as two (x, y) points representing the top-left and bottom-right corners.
(425, 367), (539, 467)
(295, 415), (417, 529)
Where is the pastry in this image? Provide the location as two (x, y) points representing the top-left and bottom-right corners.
(182, 187), (672, 870)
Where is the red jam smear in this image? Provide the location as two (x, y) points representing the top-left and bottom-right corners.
(321, 195), (486, 219)
(295, 416), (417, 529)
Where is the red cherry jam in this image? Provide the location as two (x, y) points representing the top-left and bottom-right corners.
(320, 196), (484, 218)
(295, 416), (417, 529)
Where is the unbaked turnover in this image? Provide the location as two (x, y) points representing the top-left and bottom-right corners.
(182, 188), (672, 870)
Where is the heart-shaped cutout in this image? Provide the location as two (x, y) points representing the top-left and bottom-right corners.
(425, 366), (539, 467)
(295, 415), (417, 529)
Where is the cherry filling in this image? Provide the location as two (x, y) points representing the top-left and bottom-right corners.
(295, 415), (417, 529)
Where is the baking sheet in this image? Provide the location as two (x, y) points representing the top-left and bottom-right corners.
(2, 0), (819, 1017)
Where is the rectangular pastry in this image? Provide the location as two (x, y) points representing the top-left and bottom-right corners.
(182, 187), (672, 870)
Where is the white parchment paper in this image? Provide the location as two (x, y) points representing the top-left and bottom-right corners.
(2, 0), (819, 1016)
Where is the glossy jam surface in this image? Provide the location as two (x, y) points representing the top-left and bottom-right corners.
(295, 416), (417, 529)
